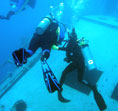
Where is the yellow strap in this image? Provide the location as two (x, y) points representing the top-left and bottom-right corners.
(52, 45), (59, 50)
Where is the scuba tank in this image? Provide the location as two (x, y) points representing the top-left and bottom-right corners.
(79, 37), (97, 71)
(36, 13), (67, 44)
(36, 13), (54, 35)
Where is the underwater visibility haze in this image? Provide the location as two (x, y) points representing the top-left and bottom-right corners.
(0, 0), (118, 111)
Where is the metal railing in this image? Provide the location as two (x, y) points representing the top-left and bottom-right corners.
(0, 49), (42, 99)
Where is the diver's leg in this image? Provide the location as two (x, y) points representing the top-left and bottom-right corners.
(60, 63), (76, 86)
(77, 68), (84, 82)
(89, 85), (107, 110)
(28, 33), (42, 57)
(77, 62), (85, 82)
(58, 63), (75, 102)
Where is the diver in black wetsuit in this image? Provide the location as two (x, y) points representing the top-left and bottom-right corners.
(12, 13), (66, 67)
(58, 28), (85, 86)
(57, 28), (107, 111)
(57, 28), (85, 102)
(0, 0), (36, 20)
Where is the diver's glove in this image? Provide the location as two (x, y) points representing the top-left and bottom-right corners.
(52, 45), (66, 51)
(79, 37), (89, 46)
(12, 48), (27, 67)
(41, 49), (50, 61)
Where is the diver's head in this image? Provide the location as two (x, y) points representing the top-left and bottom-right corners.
(68, 28), (77, 40)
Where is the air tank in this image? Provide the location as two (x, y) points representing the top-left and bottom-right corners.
(36, 15), (52, 35)
(81, 44), (97, 71)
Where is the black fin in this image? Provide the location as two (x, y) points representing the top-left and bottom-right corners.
(41, 60), (62, 93)
(12, 48), (27, 67)
(91, 86), (107, 111)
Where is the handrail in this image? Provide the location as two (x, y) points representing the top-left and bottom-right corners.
(0, 49), (42, 99)
(0, 59), (16, 85)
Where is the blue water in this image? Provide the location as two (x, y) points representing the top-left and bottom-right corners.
(0, 0), (118, 111)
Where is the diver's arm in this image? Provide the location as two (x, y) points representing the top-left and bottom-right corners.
(77, 37), (89, 46)
(58, 47), (66, 51)
(52, 45), (66, 51)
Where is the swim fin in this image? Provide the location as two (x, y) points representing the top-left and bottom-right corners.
(58, 90), (71, 103)
(41, 59), (62, 93)
(12, 48), (27, 67)
(91, 85), (107, 111)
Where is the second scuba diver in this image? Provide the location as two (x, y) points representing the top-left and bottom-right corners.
(56, 28), (107, 110)
(0, 0), (36, 20)
(57, 28), (86, 99)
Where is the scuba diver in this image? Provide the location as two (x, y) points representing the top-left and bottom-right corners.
(57, 28), (86, 102)
(58, 28), (85, 86)
(12, 13), (66, 93)
(0, 0), (36, 20)
(12, 13), (66, 66)
(57, 28), (107, 110)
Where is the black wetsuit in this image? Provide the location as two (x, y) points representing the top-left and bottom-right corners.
(28, 21), (58, 57)
(12, 20), (59, 67)
(59, 37), (85, 86)
(58, 34), (107, 111)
